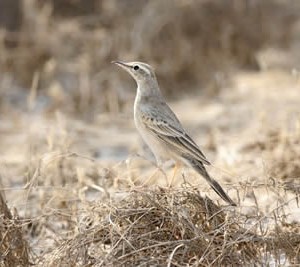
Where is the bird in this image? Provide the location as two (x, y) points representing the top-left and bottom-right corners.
(112, 60), (236, 206)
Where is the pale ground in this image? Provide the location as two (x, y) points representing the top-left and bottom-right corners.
(0, 65), (300, 259)
(1, 69), (299, 194)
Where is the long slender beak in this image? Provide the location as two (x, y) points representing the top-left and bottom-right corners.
(111, 60), (131, 68)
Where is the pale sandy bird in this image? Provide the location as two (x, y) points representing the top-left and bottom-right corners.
(113, 60), (236, 206)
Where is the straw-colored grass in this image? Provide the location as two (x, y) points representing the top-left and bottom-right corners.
(1, 0), (300, 266)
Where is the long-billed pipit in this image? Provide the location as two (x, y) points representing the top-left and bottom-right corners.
(113, 61), (236, 206)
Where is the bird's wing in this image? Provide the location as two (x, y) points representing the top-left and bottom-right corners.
(141, 110), (211, 165)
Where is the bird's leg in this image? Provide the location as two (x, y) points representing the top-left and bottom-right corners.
(142, 160), (168, 186)
(142, 168), (158, 186)
(156, 162), (169, 186)
(154, 158), (169, 185)
(169, 161), (180, 187)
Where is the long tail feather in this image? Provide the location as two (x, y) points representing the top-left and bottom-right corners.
(186, 157), (236, 206)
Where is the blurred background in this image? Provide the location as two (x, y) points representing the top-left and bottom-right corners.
(1, 0), (300, 196)
(1, 0), (300, 199)
(0, 0), (299, 117)
(1, 0), (300, 264)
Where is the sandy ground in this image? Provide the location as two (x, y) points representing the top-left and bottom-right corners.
(1, 1), (300, 265)
(1, 69), (299, 199)
(1, 67), (300, 264)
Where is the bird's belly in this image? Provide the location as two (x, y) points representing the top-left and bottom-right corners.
(134, 118), (170, 164)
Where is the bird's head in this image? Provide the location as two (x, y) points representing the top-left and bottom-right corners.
(112, 61), (157, 85)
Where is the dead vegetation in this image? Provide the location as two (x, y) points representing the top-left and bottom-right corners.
(0, 189), (30, 266)
(1, 123), (300, 265)
(0, 0), (300, 266)
(264, 129), (300, 184)
(32, 187), (300, 266)
(243, 127), (300, 196)
(1, 0), (299, 116)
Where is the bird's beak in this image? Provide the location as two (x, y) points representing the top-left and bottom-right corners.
(111, 60), (131, 69)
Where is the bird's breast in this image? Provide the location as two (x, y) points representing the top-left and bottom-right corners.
(134, 110), (170, 163)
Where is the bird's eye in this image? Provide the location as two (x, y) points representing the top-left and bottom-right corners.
(133, 65), (139, 71)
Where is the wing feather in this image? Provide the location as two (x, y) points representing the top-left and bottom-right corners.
(142, 114), (211, 165)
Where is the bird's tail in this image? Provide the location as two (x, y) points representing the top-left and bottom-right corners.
(186, 157), (236, 206)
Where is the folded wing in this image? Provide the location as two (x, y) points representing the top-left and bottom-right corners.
(142, 113), (211, 165)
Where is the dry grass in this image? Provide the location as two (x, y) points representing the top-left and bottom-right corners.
(30, 186), (300, 266)
(1, 127), (300, 265)
(1, 0), (299, 116)
(1, 0), (300, 266)
(1, 122), (300, 265)
(264, 129), (300, 184)
(0, 188), (30, 266)
(39, 188), (256, 266)
(243, 127), (300, 196)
